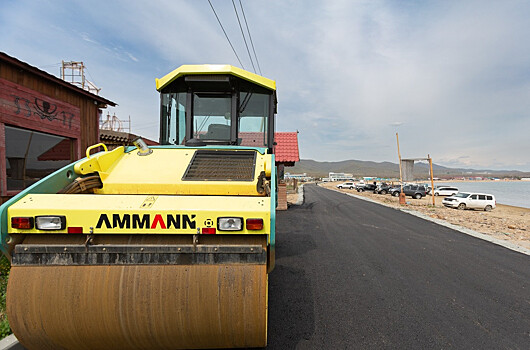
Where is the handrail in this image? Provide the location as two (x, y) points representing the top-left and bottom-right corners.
(86, 143), (108, 159)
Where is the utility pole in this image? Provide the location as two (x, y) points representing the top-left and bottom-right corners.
(396, 133), (406, 205)
(428, 154), (435, 206)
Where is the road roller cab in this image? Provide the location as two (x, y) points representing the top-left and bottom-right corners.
(0, 65), (277, 350)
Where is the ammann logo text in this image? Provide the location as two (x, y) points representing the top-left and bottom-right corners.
(96, 214), (196, 230)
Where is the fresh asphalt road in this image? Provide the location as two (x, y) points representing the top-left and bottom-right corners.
(267, 184), (530, 349)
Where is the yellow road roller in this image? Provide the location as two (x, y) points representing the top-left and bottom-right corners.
(0, 65), (277, 349)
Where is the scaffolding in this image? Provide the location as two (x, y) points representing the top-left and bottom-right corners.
(99, 113), (131, 133)
(60, 61), (101, 95)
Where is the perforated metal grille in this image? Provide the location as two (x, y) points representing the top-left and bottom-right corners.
(183, 150), (256, 181)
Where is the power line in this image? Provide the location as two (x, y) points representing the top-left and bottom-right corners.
(207, 0), (245, 69)
(238, 0), (262, 75)
(231, 0), (256, 73)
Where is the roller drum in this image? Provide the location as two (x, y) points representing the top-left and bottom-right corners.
(7, 264), (267, 350)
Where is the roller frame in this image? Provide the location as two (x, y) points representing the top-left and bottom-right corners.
(12, 243), (267, 266)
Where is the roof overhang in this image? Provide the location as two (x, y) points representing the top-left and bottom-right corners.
(0, 52), (117, 107)
(156, 64), (276, 92)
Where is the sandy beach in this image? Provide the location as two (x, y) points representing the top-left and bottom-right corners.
(295, 183), (530, 250)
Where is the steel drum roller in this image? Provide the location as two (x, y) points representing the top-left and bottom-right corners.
(7, 264), (267, 350)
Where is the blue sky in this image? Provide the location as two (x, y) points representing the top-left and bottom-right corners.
(2, 0), (530, 171)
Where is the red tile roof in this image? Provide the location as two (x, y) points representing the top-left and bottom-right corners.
(239, 131), (300, 163)
(274, 132), (300, 163)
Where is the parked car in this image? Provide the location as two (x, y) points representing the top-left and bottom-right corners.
(374, 183), (393, 194)
(336, 182), (355, 189)
(356, 183), (377, 192)
(442, 192), (496, 211)
(432, 186), (459, 196)
(390, 184), (427, 199)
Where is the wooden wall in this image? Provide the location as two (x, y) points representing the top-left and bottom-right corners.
(0, 57), (114, 201)
(0, 60), (102, 153)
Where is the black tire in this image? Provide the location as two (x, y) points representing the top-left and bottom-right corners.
(358, 188), (364, 192)
(484, 205), (492, 212)
(349, 186), (353, 190)
(392, 192), (399, 197)
(338, 186), (342, 189)
(414, 193), (422, 199)
(457, 203), (466, 210)
(381, 190), (387, 195)
(434, 193), (439, 196)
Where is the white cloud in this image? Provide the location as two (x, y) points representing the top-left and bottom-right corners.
(1, 0), (529, 171)
(80, 32), (98, 44)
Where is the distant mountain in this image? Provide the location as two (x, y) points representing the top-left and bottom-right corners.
(287, 159), (530, 179)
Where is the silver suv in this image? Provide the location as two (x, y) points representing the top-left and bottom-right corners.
(442, 192), (496, 211)
(432, 186), (459, 196)
(336, 182), (355, 189)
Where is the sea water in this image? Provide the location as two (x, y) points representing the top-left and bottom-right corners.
(435, 181), (530, 209)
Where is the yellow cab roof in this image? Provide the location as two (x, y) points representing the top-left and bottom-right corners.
(156, 64), (276, 92)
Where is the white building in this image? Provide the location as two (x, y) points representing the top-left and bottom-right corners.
(328, 172), (354, 181)
(285, 172), (312, 181)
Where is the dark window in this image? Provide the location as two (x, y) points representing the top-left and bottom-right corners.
(478, 195), (486, 200)
(470, 195), (477, 200)
(487, 196), (493, 200)
(5, 125), (73, 191)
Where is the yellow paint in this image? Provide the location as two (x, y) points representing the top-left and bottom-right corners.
(140, 196), (158, 209)
(74, 146), (124, 182)
(8, 194), (270, 235)
(156, 64), (276, 92)
(85, 143), (108, 159)
(264, 160), (272, 177)
(74, 148), (272, 196)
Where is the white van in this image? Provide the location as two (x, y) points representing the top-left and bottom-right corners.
(442, 192), (496, 211)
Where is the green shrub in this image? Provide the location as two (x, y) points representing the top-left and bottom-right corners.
(0, 254), (11, 338)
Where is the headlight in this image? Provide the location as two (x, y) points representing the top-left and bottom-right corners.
(218, 217), (243, 231)
(35, 216), (66, 230)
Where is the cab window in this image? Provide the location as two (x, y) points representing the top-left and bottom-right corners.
(193, 93), (232, 141)
(238, 91), (270, 147)
(161, 92), (186, 145)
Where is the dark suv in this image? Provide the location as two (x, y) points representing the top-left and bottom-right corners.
(356, 183), (377, 192)
(374, 183), (393, 194)
(390, 185), (426, 199)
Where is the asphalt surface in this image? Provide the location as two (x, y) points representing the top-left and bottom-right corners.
(267, 184), (530, 349)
